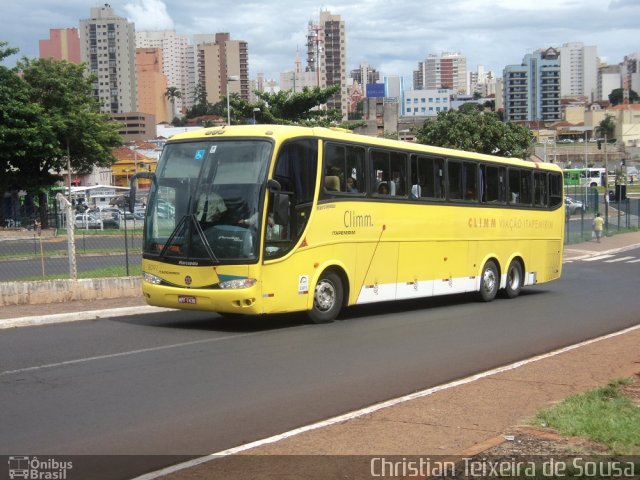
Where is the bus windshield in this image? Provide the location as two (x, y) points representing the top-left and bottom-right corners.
(144, 139), (272, 264)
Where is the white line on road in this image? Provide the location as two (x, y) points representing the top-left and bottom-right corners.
(0, 331), (263, 377)
(582, 254), (615, 262)
(132, 323), (640, 480)
(627, 259), (640, 263)
(604, 256), (636, 263)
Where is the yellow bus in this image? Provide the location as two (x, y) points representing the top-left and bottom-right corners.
(131, 125), (564, 323)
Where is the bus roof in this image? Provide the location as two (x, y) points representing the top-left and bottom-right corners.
(167, 124), (561, 173)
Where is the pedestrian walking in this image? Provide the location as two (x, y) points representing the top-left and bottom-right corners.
(592, 212), (605, 243)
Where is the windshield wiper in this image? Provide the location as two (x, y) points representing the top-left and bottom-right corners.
(158, 214), (219, 263)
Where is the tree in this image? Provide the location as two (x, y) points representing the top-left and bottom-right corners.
(0, 51), (57, 225)
(164, 86), (182, 122)
(6, 57), (122, 226)
(253, 84), (342, 126)
(415, 109), (532, 159)
(608, 87), (639, 106)
(596, 114), (616, 141)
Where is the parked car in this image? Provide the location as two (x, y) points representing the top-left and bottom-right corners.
(565, 196), (585, 215)
(74, 213), (102, 229)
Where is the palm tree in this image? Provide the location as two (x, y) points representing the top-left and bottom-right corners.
(164, 86), (182, 123)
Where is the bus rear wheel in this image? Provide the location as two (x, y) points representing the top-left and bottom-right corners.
(479, 260), (499, 302)
(504, 260), (523, 299)
(308, 271), (343, 324)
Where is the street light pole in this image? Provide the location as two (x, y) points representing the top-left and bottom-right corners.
(226, 75), (240, 126)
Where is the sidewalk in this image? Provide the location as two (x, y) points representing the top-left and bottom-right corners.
(2, 233), (640, 480)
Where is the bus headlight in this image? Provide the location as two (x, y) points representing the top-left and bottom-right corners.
(143, 272), (163, 285)
(218, 278), (257, 289)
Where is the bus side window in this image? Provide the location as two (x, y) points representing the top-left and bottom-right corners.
(371, 149), (407, 197)
(324, 142), (365, 194)
(508, 168), (521, 204)
(482, 165), (506, 203)
(549, 173), (563, 208)
(447, 160), (463, 200)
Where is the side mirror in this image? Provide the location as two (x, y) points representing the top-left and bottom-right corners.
(129, 172), (156, 213)
(273, 193), (290, 225)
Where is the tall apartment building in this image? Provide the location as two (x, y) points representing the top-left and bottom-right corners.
(350, 63), (380, 88)
(414, 52), (467, 95)
(194, 33), (249, 105)
(136, 48), (169, 123)
(136, 30), (194, 114)
(468, 65), (497, 97)
(503, 48), (561, 124)
(598, 64), (622, 102)
(559, 42), (599, 101)
(39, 28), (81, 63)
(306, 10), (347, 119)
(623, 53), (640, 99)
(79, 4), (137, 113)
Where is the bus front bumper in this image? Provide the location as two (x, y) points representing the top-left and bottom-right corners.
(141, 282), (263, 315)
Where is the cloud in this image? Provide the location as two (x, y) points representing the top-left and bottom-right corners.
(123, 0), (174, 30)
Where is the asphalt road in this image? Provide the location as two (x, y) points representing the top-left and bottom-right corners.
(0, 247), (639, 479)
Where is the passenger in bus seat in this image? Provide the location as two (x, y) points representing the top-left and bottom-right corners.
(325, 176), (341, 191)
(377, 182), (389, 195)
(346, 177), (358, 192)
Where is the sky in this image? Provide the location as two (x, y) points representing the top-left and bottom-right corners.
(2, 0), (639, 88)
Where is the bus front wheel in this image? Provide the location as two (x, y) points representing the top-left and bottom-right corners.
(308, 271), (343, 324)
(504, 260), (523, 299)
(479, 260), (499, 302)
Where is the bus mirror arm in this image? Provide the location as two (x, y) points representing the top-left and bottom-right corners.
(129, 172), (156, 213)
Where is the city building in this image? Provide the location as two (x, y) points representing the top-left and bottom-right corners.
(598, 64), (623, 102)
(414, 52), (467, 95)
(136, 48), (169, 124)
(280, 54), (316, 92)
(623, 53), (639, 100)
(503, 48), (561, 124)
(39, 28), (81, 63)
(350, 63), (380, 87)
(135, 30), (194, 114)
(468, 65), (497, 97)
(79, 4), (138, 113)
(194, 33), (249, 105)
(306, 10), (347, 119)
(559, 42), (599, 101)
(111, 112), (156, 142)
(403, 89), (450, 117)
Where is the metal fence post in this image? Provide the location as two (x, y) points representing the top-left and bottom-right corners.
(56, 194), (77, 280)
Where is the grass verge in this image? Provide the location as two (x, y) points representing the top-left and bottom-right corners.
(533, 378), (640, 455)
(15, 265), (142, 282)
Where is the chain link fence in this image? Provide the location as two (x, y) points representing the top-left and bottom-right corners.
(0, 217), (143, 284)
(564, 185), (640, 244)
(2, 190), (639, 284)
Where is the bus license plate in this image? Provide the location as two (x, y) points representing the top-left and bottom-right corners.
(178, 295), (197, 304)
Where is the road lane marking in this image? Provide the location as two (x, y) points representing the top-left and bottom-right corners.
(0, 332), (263, 377)
(582, 254), (614, 262)
(627, 259), (640, 263)
(604, 256), (635, 263)
(133, 322), (640, 480)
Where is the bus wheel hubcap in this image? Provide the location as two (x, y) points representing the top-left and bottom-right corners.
(315, 280), (335, 311)
(509, 269), (520, 289)
(483, 270), (496, 293)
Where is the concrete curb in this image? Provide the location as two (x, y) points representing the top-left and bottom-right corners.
(0, 306), (174, 329)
